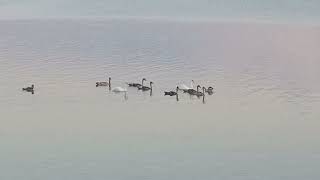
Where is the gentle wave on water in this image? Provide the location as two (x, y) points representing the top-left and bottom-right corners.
(0, 19), (319, 121)
(0, 19), (320, 180)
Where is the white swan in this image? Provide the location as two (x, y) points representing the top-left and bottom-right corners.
(112, 86), (128, 100)
(112, 87), (127, 92)
(178, 80), (194, 90)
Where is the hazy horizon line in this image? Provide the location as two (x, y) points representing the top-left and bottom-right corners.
(1, 15), (320, 27)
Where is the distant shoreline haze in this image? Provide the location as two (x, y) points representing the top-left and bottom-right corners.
(0, 0), (320, 24)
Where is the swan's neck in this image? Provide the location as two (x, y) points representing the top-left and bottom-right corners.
(109, 78), (111, 90)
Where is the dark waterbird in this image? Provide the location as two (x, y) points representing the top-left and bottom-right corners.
(165, 86), (179, 96)
(196, 87), (206, 97)
(184, 85), (201, 95)
(22, 84), (34, 91)
(204, 86), (214, 95)
(22, 84), (34, 94)
(96, 77), (111, 88)
(138, 81), (153, 91)
(127, 78), (147, 88)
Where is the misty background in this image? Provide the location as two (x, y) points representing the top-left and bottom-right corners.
(0, 0), (320, 23)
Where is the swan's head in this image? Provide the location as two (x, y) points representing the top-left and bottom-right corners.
(142, 78), (147, 81)
(208, 86), (213, 90)
(197, 85), (201, 88)
(31, 84), (34, 88)
(150, 81), (153, 85)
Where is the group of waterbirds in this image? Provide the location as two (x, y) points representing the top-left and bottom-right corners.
(96, 77), (154, 93)
(163, 80), (213, 103)
(22, 77), (214, 102)
(95, 77), (213, 102)
(175, 80), (214, 96)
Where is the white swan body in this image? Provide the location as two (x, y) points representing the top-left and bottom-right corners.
(178, 80), (194, 90)
(112, 87), (127, 92)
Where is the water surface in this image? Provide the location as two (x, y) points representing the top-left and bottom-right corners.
(0, 19), (320, 180)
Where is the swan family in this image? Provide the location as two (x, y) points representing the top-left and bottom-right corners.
(22, 77), (214, 102)
(96, 77), (214, 101)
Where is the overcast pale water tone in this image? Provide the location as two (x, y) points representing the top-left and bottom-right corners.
(1, 0), (320, 24)
(1, 19), (320, 179)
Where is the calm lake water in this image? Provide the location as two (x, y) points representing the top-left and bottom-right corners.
(0, 19), (320, 180)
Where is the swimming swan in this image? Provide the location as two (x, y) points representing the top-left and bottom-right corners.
(204, 86), (214, 95)
(127, 78), (146, 88)
(112, 86), (128, 100)
(178, 80), (194, 91)
(138, 81), (153, 91)
(96, 77), (111, 87)
(195, 87), (206, 97)
(22, 84), (34, 91)
(184, 85), (201, 95)
(112, 87), (127, 92)
(164, 86), (179, 96)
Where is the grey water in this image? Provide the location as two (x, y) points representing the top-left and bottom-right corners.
(0, 19), (320, 180)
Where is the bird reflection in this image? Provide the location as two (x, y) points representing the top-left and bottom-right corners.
(124, 92), (128, 101)
(202, 95), (206, 104)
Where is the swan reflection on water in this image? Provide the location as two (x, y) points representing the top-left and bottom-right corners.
(202, 94), (206, 104)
